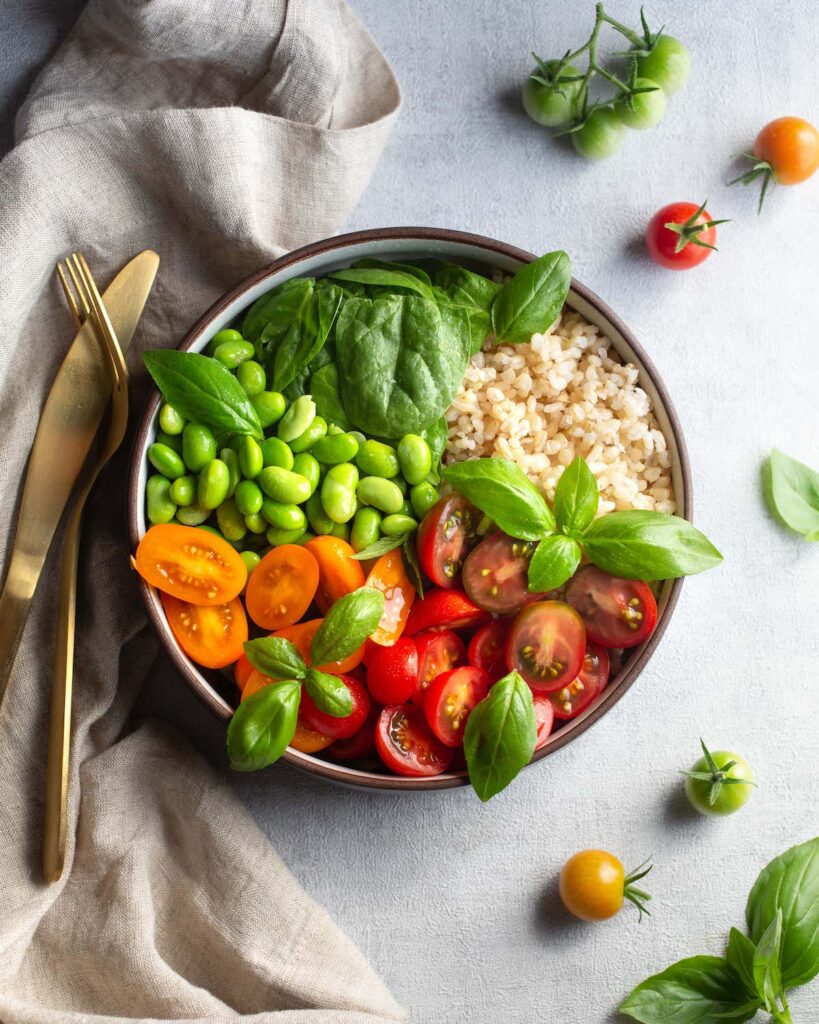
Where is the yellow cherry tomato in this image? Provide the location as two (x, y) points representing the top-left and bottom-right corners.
(559, 849), (652, 922)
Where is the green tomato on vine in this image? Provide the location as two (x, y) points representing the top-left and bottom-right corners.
(522, 60), (583, 128)
(682, 739), (756, 817)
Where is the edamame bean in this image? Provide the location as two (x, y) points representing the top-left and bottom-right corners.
(277, 395), (316, 442)
(292, 453), (320, 495)
(197, 458), (231, 510)
(244, 512), (268, 534)
(393, 475), (408, 496)
(236, 359), (266, 396)
(312, 431), (359, 465)
(146, 474), (176, 524)
(207, 327), (243, 355)
(214, 338), (254, 369)
(251, 391), (286, 428)
(235, 479), (263, 516)
(265, 525), (306, 546)
(397, 434), (432, 485)
(216, 497), (247, 541)
(381, 513), (418, 537)
(258, 466), (312, 504)
(159, 403), (185, 435)
(261, 498), (307, 532)
(198, 524), (225, 539)
(260, 436), (294, 471)
(356, 476), (404, 515)
(349, 431), (366, 445)
(399, 499), (414, 519)
(238, 435), (263, 479)
(410, 482), (439, 518)
(355, 439), (399, 478)
(296, 530), (316, 545)
(240, 550), (261, 575)
(182, 423), (217, 472)
(155, 429), (183, 453)
(321, 463), (359, 524)
(351, 507), (382, 552)
(331, 521), (351, 541)
(327, 424), (343, 436)
(221, 448), (241, 497)
(306, 491), (336, 535)
(176, 502), (211, 526)
(289, 415), (327, 453)
(169, 475), (195, 507)
(147, 442), (185, 480)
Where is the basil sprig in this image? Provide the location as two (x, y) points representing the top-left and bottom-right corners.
(227, 680), (301, 772)
(764, 448), (819, 541)
(463, 671), (536, 802)
(443, 459), (555, 540)
(490, 250), (571, 343)
(309, 587), (384, 667)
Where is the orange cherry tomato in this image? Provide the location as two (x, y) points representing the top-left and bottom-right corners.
(559, 849), (652, 922)
(754, 116), (819, 185)
(161, 592), (248, 669)
(290, 718), (333, 753)
(365, 548), (416, 646)
(241, 668), (274, 702)
(305, 535), (366, 614)
(234, 654), (254, 691)
(273, 619), (364, 674)
(135, 524), (247, 605)
(244, 544), (319, 630)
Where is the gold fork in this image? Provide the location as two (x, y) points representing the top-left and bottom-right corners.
(42, 253), (130, 883)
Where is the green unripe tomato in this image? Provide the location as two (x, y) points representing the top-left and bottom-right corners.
(683, 743), (756, 817)
(635, 35), (691, 96)
(572, 107), (626, 160)
(614, 77), (666, 130)
(522, 61), (582, 128)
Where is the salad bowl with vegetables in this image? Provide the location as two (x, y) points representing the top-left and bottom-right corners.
(128, 227), (720, 797)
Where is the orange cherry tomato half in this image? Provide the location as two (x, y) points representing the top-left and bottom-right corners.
(305, 535), (366, 614)
(136, 524), (247, 605)
(241, 668), (274, 702)
(754, 116), (819, 185)
(273, 618), (364, 674)
(161, 591), (248, 669)
(365, 548), (416, 646)
(290, 718), (334, 753)
(234, 653), (254, 691)
(244, 544), (319, 631)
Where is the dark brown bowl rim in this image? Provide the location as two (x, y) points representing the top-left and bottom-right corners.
(128, 226), (692, 791)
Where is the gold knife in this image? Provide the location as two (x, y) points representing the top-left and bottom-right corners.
(0, 250), (160, 711)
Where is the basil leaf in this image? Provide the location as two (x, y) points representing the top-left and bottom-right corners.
(226, 679), (301, 772)
(620, 956), (760, 1024)
(725, 928), (757, 999)
(443, 458), (555, 541)
(402, 532), (424, 598)
(554, 457), (599, 536)
(242, 277), (313, 343)
(310, 586), (385, 666)
(330, 267), (435, 300)
(243, 637), (306, 681)
(528, 535), (581, 591)
(746, 835), (819, 989)
(583, 510), (723, 579)
(270, 283), (343, 393)
(351, 536), (404, 560)
(143, 350), (263, 438)
(764, 448), (819, 540)
(752, 909), (783, 1011)
(490, 250), (571, 343)
(311, 362), (352, 431)
(304, 668), (353, 718)
(463, 671), (536, 802)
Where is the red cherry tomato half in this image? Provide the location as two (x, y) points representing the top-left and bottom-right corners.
(416, 494), (481, 588)
(375, 704), (454, 777)
(549, 642), (610, 720)
(327, 705), (379, 760)
(363, 637), (418, 704)
(565, 565), (658, 648)
(412, 629), (467, 703)
(468, 619), (512, 682)
(423, 665), (490, 747)
(533, 694), (555, 751)
(646, 200), (722, 271)
(404, 588), (491, 637)
(299, 674), (371, 740)
(506, 600), (586, 693)
(461, 532), (544, 614)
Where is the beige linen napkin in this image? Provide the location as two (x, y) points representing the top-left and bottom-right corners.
(0, 1), (404, 1021)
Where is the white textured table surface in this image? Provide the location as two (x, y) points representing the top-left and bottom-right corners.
(4, 2), (819, 1021)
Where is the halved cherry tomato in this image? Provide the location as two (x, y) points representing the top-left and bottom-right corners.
(305, 536), (366, 614)
(300, 674), (371, 740)
(461, 532), (544, 614)
(241, 668), (276, 701)
(136, 524), (247, 605)
(506, 600), (586, 693)
(161, 592), (248, 669)
(468, 619), (512, 682)
(565, 565), (658, 648)
(417, 494), (481, 588)
(365, 548), (415, 646)
(290, 718), (334, 753)
(327, 705), (379, 760)
(533, 694), (555, 751)
(550, 642), (610, 720)
(234, 653), (254, 691)
(273, 618), (364, 674)
(412, 630), (467, 703)
(375, 704), (454, 776)
(404, 588), (491, 637)
(363, 637), (418, 704)
(244, 544), (319, 630)
(423, 666), (490, 747)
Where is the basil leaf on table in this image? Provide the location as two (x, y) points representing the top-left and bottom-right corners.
(443, 457), (555, 541)
(310, 362), (353, 431)
(242, 277), (314, 343)
(582, 510), (723, 579)
(143, 350), (263, 439)
(490, 250), (571, 343)
(243, 637), (306, 681)
(764, 448), (819, 540)
(330, 267), (435, 300)
(463, 671), (536, 802)
(303, 668), (353, 718)
(725, 928), (758, 998)
(351, 536), (404, 561)
(620, 956), (761, 1024)
(270, 282), (343, 393)
(751, 909), (783, 1011)
(226, 679), (301, 772)
(310, 586), (385, 667)
(528, 534), (581, 592)
(553, 456), (599, 536)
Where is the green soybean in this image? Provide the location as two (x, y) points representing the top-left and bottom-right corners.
(306, 491), (336, 535)
(169, 475), (195, 507)
(289, 416), (327, 453)
(176, 502), (211, 526)
(292, 453), (320, 495)
(381, 513), (418, 537)
(198, 524), (225, 539)
(207, 327), (243, 355)
(235, 479), (263, 516)
(238, 435), (263, 479)
(399, 499), (414, 518)
(356, 476), (404, 515)
(397, 434), (432, 485)
(182, 423), (217, 472)
(265, 525), (307, 546)
(351, 507), (382, 552)
(148, 442), (185, 480)
(244, 512), (268, 534)
(296, 530), (316, 545)
(159, 403), (185, 435)
(321, 463), (359, 524)
(330, 521), (351, 541)
(259, 466), (312, 504)
(349, 431), (366, 445)
(261, 498), (307, 532)
(197, 458), (231, 510)
(240, 550), (261, 575)
(216, 498), (247, 541)
(411, 482), (439, 518)
(277, 395), (316, 442)
(355, 439), (399, 478)
(214, 338), (254, 369)
(251, 391), (286, 429)
(312, 432), (359, 465)
(236, 360), (266, 396)
(146, 474), (177, 525)
(393, 475), (408, 496)
(155, 429), (183, 454)
(327, 424), (343, 436)
(221, 447), (241, 497)
(260, 436), (294, 471)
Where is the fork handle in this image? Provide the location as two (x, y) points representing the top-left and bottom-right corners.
(0, 552), (41, 706)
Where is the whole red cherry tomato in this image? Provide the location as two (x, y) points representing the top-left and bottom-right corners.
(646, 200), (728, 270)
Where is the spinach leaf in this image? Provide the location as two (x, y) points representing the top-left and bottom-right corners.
(284, 341), (335, 404)
(463, 671), (536, 802)
(764, 448), (819, 540)
(143, 350), (263, 438)
(226, 679), (301, 771)
(330, 267), (435, 300)
(620, 956), (760, 1024)
(335, 296), (471, 437)
(752, 909), (783, 1012)
(303, 668), (353, 718)
(242, 277), (313, 343)
(434, 289), (491, 354)
(746, 836), (819, 989)
(430, 262), (500, 312)
(310, 586), (385, 667)
(490, 250), (571, 343)
(443, 458), (555, 541)
(582, 510), (723, 579)
(421, 416), (448, 483)
(528, 535), (581, 592)
(353, 258), (432, 287)
(553, 456), (599, 536)
(243, 637), (306, 680)
(311, 362), (352, 430)
(351, 536), (404, 560)
(270, 282), (343, 392)
(725, 928), (758, 999)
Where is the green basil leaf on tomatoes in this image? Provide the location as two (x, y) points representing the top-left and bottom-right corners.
(554, 456), (599, 536)
(463, 670), (536, 802)
(303, 668), (353, 718)
(143, 350), (263, 439)
(243, 637), (306, 681)
(443, 458), (555, 541)
(330, 266), (435, 300)
(725, 928), (758, 999)
(351, 536), (404, 560)
(310, 586), (385, 667)
(490, 250), (571, 343)
(528, 535), (581, 592)
(310, 362), (352, 431)
(242, 277), (314, 343)
(620, 956), (760, 1024)
(582, 510), (723, 579)
(764, 448), (819, 541)
(226, 679), (301, 772)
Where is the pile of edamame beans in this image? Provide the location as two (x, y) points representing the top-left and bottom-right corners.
(145, 328), (442, 575)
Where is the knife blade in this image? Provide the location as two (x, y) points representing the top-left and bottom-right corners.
(0, 250), (160, 709)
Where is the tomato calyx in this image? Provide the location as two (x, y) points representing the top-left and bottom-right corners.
(663, 199), (729, 253)
(680, 738), (757, 809)
(621, 858), (654, 922)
